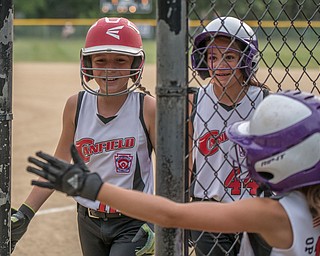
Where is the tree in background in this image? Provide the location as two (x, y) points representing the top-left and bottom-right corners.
(14, 0), (156, 19)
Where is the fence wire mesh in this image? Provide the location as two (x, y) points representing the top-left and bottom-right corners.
(186, 1), (320, 255)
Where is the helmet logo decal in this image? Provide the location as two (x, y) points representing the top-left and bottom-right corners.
(260, 153), (285, 167)
(106, 25), (124, 40)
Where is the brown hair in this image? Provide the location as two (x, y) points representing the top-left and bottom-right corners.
(245, 75), (270, 91)
(138, 84), (154, 97)
(299, 185), (320, 218)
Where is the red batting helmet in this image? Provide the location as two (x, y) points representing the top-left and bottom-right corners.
(80, 17), (145, 96)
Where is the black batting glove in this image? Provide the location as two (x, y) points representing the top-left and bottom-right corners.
(11, 204), (35, 252)
(26, 144), (103, 201)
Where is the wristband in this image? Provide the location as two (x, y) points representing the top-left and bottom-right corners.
(19, 203), (35, 220)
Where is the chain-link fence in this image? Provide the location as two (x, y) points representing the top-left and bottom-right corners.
(185, 1), (320, 255)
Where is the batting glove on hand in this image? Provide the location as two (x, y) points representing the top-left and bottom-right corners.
(26, 144), (103, 201)
(11, 204), (35, 253)
(132, 223), (155, 256)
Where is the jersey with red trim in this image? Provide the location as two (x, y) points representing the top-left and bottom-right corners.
(239, 191), (320, 256)
(74, 91), (154, 211)
(191, 85), (265, 202)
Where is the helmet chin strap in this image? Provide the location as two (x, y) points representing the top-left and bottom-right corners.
(256, 184), (273, 197)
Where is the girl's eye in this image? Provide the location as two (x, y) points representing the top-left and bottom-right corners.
(208, 55), (217, 62)
(93, 58), (106, 64)
(224, 53), (238, 61)
(116, 58), (129, 64)
(225, 55), (235, 60)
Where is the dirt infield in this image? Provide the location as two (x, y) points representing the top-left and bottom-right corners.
(11, 63), (318, 255)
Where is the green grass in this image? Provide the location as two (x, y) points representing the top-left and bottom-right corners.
(13, 38), (319, 69)
(259, 39), (320, 69)
(13, 38), (156, 64)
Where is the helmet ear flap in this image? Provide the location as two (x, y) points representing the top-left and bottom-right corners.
(192, 51), (210, 80)
(130, 55), (144, 83)
(191, 39), (211, 80)
(238, 42), (259, 80)
(131, 56), (141, 82)
(250, 53), (259, 74)
(81, 52), (93, 82)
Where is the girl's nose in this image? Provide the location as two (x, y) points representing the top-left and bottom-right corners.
(214, 58), (228, 69)
(105, 63), (114, 69)
(104, 64), (117, 74)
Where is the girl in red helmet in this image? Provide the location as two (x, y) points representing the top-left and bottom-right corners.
(11, 17), (156, 256)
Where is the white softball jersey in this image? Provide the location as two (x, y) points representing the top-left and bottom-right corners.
(191, 84), (266, 202)
(74, 91), (154, 211)
(239, 191), (320, 256)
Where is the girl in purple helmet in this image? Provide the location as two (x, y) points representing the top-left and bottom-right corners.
(188, 16), (270, 255)
(28, 90), (320, 256)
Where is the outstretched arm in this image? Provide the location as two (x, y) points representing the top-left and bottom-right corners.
(96, 183), (292, 250)
(26, 144), (292, 248)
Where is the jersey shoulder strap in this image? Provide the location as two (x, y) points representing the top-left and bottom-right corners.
(139, 92), (146, 122)
(138, 93), (153, 155)
(75, 91), (85, 132)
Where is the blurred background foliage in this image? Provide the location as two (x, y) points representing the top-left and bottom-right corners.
(14, 0), (320, 20)
(14, 0), (156, 18)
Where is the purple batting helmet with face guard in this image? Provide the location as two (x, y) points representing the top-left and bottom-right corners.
(191, 16), (259, 80)
(226, 90), (320, 193)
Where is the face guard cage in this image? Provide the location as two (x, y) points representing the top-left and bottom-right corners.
(192, 46), (248, 73)
(192, 32), (259, 80)
(80, 51), (145, 97)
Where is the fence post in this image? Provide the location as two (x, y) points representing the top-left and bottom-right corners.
(156, 0), (188, 255)
(0, 0), (13, 255)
